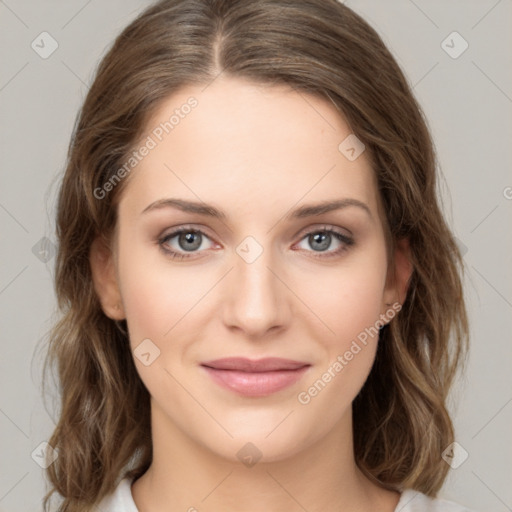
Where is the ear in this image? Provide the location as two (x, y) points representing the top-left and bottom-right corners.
(89, 236), (126, 320)
(381, 237), (413, 314)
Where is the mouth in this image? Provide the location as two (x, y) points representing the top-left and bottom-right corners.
(200, 357), (311, 397)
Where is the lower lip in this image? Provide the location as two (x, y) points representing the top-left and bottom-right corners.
(201, 366), (310, 397)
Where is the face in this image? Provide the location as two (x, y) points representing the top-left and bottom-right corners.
(93, 76), (408, 464)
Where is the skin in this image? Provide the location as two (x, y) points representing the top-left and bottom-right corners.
(90, 76), (412, 512)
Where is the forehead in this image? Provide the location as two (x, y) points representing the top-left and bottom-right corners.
(118, 76), (381, 222)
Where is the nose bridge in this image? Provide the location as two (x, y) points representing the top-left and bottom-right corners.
(223, 235), (286, 336)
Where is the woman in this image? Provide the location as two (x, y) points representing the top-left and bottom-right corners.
(41, 0), (475, 510)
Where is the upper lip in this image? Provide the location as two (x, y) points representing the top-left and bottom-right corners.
(201, 357), (310, 372)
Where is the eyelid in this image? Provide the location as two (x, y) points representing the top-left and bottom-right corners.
(293, 223), (352, 240)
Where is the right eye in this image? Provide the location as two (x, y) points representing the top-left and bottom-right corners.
(158, 227), (216, 260)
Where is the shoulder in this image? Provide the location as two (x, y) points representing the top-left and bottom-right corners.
(96, 477), (139, 512)
(396, 488), (478, 512)
(95, 480), (480, 512)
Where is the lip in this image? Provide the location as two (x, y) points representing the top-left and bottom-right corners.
(200, 357), (311, 397)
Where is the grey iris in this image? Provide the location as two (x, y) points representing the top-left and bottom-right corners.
(309, 232), (331, 251)
(179, 232), (202, 251)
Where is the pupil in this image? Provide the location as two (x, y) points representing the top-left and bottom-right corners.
(180, 232), (201, 251)
(311, 232), (330, 251)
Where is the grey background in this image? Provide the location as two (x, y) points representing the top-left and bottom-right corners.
(1, 1), (511, 511)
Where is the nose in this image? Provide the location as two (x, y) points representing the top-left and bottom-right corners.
(222, 244), (290, 339)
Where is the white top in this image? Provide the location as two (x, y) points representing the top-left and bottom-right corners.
(96, 477), (479, 511)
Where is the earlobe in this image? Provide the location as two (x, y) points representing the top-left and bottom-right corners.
(383, 237), (413, 311)
(89, 236), (126, 320)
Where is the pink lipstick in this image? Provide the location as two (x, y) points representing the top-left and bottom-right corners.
(200, 357), (311, 397)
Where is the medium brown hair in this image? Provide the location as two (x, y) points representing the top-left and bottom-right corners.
(41, 0), (469, 509)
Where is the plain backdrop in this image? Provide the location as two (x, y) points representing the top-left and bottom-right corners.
(0, 1), (511, 511)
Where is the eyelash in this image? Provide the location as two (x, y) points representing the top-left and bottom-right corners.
(157, 224), (354, 261)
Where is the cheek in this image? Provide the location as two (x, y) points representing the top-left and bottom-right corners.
(119, 268), (169, 345)
(116, 232), (210, 343)
(299, 250), (388, 350)
(293, 263), (386, 424)
(116, 250), (208, 396)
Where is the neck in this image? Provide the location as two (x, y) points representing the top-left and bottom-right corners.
(131, 401), (400, 512)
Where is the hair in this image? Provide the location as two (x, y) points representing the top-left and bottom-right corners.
(41, 0), (469, 510)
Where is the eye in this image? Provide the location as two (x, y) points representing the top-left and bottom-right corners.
(158, 226), (216, 260)
(157, 224), (354, 261)
(294, 226), (354, 259)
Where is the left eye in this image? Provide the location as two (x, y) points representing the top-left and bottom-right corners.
(294, 229), (354, 257)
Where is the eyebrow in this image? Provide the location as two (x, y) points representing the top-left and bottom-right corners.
(141, 197), (372, 220)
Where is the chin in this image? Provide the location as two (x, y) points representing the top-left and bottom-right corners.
(197, 416), (317, 466)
